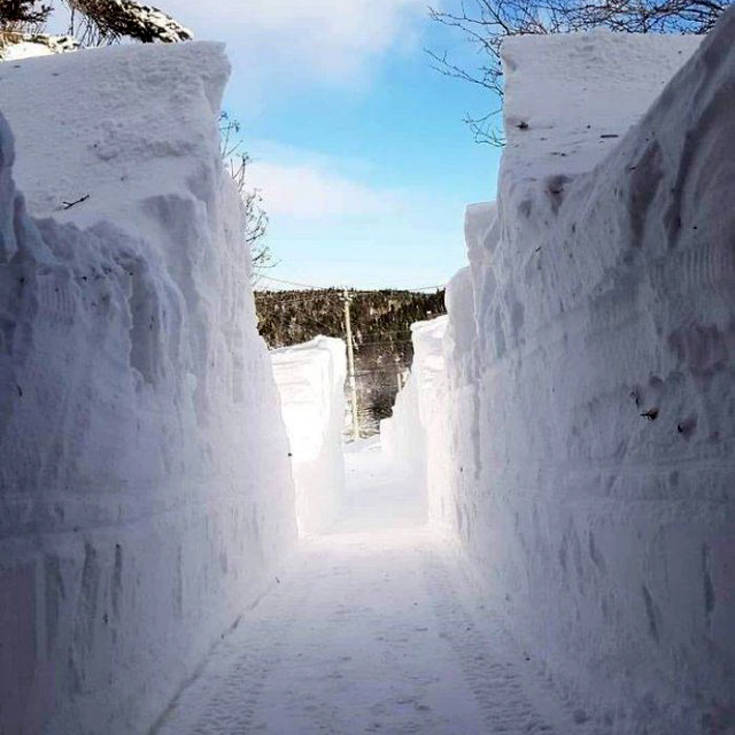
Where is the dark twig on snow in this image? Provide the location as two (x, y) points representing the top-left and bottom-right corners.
(61, 194), (90, 209)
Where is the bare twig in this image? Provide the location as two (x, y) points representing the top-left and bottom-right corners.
(60, 194), (90, 209)
(219, 112), (275, 283)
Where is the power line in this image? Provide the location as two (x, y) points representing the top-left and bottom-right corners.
(254, 292), (445, 309)
(265, 312), (338, 337)
(354, 368), (408, 376)
(256, 273), (445, 294)
(353, 285), (445, 294)
(354, 340), (413, 347)
(254, 291), (343, 305)
(256, 274), (341, 290)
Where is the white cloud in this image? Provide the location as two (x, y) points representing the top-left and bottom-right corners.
(246, 160), (400, 219)
(165, 0), (424, 83)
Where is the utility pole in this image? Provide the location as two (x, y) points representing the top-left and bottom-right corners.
(394, 355), (403, 392)
(343, 288), (360, 440)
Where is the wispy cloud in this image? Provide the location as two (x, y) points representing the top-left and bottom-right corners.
(246, 159), (400, 220)
(166, 0), (424, 84)
(238, 141), (470, 289)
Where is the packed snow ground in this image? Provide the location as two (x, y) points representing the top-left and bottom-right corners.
(155, 438), (594, 735)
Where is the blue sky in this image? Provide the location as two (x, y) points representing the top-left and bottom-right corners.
(166, 1), (503, 289)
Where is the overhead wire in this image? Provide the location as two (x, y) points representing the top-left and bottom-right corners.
(254, 291), (341, 306)
(255, 273), (445, 294)
(255, 274), (337, 290)
(264, 311), (338, 337)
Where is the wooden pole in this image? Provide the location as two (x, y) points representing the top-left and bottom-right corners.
(343, 289), (360, 440)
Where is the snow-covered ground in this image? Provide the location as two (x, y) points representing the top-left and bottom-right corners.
(155, 438), (597, 735)
(271, 336), (347, 534)
(387, 11), (735, 733)
(0, 43), (296, 734)
(334, 436), (426, 533)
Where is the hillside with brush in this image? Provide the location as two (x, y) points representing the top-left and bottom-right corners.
(255, 289), (446, 434)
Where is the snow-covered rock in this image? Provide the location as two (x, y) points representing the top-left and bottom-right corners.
(0, 42), (297, 734)
(407, 12), (735, 733)
(271, 336), (347, 534)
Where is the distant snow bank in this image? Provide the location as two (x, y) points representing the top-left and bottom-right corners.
(271, 336), (347, 534)
(389, 11), (735, 732)
(380, 316), (452, 528)
(0, 43), (297, 734)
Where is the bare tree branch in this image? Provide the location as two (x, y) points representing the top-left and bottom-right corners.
(219, 112), (276, 285)
(65, 0), (192, 46)
(0, 0), (51, 29)
(1, 0), (189, 57)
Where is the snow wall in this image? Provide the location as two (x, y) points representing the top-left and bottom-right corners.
(380, 316), (452, 529)
(271, 337), (346, 534)
(0, 43), (297, 734)
(393, 13), (735, 733)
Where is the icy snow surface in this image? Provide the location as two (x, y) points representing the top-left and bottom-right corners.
(271, 336), (347, 534)
(155, 439), (595, 735)
(392, 12), (735, 733)
(0, 43), (296, 734)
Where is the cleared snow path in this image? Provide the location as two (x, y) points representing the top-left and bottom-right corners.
(155, 440), (590, 734)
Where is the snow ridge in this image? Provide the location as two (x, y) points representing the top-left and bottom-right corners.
(0, 43), (296, 734)
(391, 10), (735, 733)
(457, 13), (735, 732)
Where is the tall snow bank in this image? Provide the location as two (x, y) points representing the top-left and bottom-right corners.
(441, 14), (735, 733)
(0, 43), (296, 735)
(380, 373), (422, 471)
(380, 316), (451, 527)
(271, 336), (346, 534)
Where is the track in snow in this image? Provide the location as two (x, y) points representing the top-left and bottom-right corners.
(154, 440), (589, 734)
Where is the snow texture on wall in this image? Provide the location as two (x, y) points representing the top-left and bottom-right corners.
(271, 336), (347, 534)
(380, 373), (423, 473)
(380, 316), (451, 528)
(0, 43), (297, 734)
(401, 13), (735, 733)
